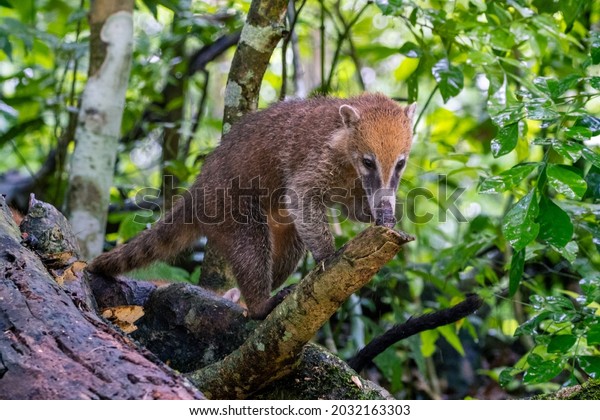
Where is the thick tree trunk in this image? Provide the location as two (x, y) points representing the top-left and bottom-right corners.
(65, 0), (134, 259)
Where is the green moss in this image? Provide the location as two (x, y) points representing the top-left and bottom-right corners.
(254, 344), (392, 400)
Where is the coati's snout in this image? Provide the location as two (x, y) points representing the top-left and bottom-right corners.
(374, 200), (396, 228)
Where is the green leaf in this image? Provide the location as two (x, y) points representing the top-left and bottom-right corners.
(117, 213), (150, 242)
(525, 99), (559, 121)
(129, 261), (191, 283)
(547, 164), (587, 200)
(523, 357), (563, 384)
(399, 41), (422, 58)
(582, 147), (600, 168)
(552, 140), (583, 161)
(438, 325), (465, 356)
(537, 196), (573, 248)
(479, 163), (538, 194)
(503, 190), (540, 251)
(547, 334), (577, 353)
(591, 77), (600, 90)
(491, 123), (519, 157)
(515, 311), (551, 336)
(509, 248), (525, 297)
(0, 0), (12, 8)
(586, 324), (600, 346)
(499, 368), (520, 388)
(578, 356), (600, 378)
(591, 32), (600, 65)
(564, 126), (592, 141)
(432, 58), (464, 102)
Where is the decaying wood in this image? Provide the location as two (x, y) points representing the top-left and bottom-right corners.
(0, 196), (203, 399)
(187, 226), (414, 399)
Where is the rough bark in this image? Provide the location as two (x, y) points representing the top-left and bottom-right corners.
(222, 0), (288, 132)
(65, 0), (134, 259)
(187, 227), (414, 399)
(0, 196), (203, 399)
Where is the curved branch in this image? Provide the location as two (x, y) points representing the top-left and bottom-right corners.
(347, 294), (484, 372)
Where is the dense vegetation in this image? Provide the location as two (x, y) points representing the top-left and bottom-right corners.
(1, 0), (599, 398)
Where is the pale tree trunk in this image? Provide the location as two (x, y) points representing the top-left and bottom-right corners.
(222, 0), (288, 132)
(65, 0), (134, 259)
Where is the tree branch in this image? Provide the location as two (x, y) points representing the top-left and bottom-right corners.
(187, 226), (414, 399)
(347, 294), (484, 372)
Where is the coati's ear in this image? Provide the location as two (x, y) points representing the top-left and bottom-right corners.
(404, 103), (417, 121)
(339, 104), (360, 128)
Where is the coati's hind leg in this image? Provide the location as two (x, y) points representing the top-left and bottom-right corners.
(271, 225), (305, 289)
(217, 220), (278, 320)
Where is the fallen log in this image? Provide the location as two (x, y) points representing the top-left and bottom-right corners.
(0, 196), (203, 399)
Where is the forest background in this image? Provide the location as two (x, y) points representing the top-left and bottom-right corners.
(1, 0), (600, 399)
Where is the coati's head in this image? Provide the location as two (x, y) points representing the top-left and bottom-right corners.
(338, 98), (416, 228)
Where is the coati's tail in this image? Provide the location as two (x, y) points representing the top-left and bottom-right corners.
(87, 196), (201, 276)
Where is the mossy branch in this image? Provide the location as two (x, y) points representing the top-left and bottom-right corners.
(187, 226), (414, 399)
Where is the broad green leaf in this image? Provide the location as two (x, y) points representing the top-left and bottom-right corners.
(547, 164), (587, 200)
(578, 116), (600, 135)
(515, 311), (551, 336)
(117, 213), (149, 242)
(525, 99), (559, 121)
(432, 58), (464, 102)
(438, 325), (465, 356)
(523, 358), (563, 384)
(479, 163), (538, 194)
(499, 368), (520, 388)
(534, 75), (580, 100)
(491, 123), (518, 157)
(582, 147), (600, 168)
(564, 126), (592, 141)
(509, 248), (525, 297)
(552, 139), (583, 161)
(490, 105), (524, 127)
(503, 190), (540, 251)
(578, 356), (600, 378)
(0, 0), (13, 8)
(587, 324), (600, 346)
(547, 334), (577, 353)
(591, 77), (600, 90)
(537, 196), (573, 248)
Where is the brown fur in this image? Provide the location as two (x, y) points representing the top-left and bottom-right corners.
(88, 93), (415, 319)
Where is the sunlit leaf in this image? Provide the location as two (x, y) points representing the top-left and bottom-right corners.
(537, 196), (573, 248)
(491, 123), (518, 157)
(547, 164), (587, 200)
(502, 189), (540, 251)
(523, 358), (563, 384)
(432, 58), (464, 102)
(552, 140), (583, 161)
(479, 164), (539, 194)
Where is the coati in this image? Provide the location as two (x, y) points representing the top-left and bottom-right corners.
(88, 93), (416, 319)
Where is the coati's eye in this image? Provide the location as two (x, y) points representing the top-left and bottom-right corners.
(362, 158), (375, 170)
(395, 159), (406, 172)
